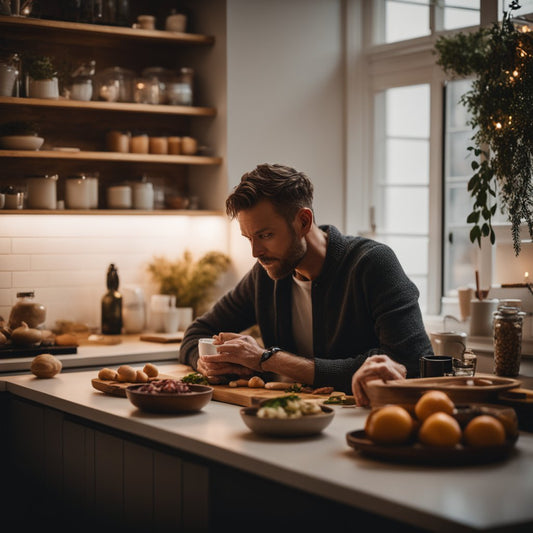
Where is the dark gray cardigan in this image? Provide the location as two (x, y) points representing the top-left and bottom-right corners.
(179, 225), (433, 393)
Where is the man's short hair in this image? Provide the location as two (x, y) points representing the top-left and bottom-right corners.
(225, 163), (314, 222)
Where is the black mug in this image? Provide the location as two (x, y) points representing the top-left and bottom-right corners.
(419, 355), (453, 377)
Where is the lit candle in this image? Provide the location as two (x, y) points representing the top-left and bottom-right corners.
(525, 271), (530, 284)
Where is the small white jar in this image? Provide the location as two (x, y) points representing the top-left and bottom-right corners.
(26, 174), (58, 209)
(66, 175), (91, 209)
(132, 181), (154, 210)
(107, 185), (132, 209)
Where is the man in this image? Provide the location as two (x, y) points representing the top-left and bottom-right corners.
(179, 164), (433, 406)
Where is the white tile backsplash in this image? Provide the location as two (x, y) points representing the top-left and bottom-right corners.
(0, 214), (230, 330)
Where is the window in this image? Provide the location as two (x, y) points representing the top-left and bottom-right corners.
(373, 0), (480, 45)
(349, 1), (509, 316)
(442, 79), (481, 294)
(374, 85), (430, 311)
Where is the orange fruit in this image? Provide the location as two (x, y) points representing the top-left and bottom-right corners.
(365, 405), (414, 445)
(463, 415), (506, 447)
(418, 412), (462, 447)
(414, 390), (455, 421)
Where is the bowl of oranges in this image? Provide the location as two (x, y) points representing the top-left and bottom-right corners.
(346, 390), (519, 465)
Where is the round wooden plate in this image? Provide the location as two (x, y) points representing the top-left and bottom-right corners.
(346, 429), (517, 466)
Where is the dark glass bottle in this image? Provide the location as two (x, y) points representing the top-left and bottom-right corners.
(101, 263), (122, 334)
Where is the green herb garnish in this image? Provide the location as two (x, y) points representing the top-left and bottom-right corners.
(261, 394), (301, 409)
(284, 383), (302, 393)
(181, 372), (209, 385)
(324, 394), (356, 405)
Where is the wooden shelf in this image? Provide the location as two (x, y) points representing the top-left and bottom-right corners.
(0, 15), (215, 47)
(0, 209), (224, 216)
(0, 149), (222, 165)
(0, 96), (216, 117)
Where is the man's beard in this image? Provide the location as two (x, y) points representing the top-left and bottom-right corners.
(259, 231), (307, 280)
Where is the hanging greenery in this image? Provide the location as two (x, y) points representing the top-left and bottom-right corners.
(434, 1), (533, 255)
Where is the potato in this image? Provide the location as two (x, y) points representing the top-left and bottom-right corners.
(31, 353), (62, 379)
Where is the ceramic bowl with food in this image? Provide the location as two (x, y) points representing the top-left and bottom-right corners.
(240, 394), (335, 437)
(0, 135), (44, 150)
(125, 379), (213, 413)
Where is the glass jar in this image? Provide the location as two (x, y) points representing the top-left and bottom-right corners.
(8, 291), (47, 330)
(493, 305), (526, 377)
(167, 67), (194, 105)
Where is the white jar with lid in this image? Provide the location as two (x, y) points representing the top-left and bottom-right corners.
(66, 174), (92, 209)
(107, 185), (132, 209)
(132, 181), (154, 210)
(26, 174), (58, 209)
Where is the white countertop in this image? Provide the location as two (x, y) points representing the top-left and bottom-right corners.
(1, 363), (532, 532)
(0, 335), (179, 374)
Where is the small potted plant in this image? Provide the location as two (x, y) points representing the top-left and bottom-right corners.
(147, 250), (231, 327)
(24, 54), (59, 99)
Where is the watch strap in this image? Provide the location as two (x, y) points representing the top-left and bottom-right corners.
(260, 346), (281, 366)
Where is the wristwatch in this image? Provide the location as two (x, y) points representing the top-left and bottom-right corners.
(260, 346), (282, 367)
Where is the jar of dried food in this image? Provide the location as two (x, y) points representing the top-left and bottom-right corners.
(8, 291), (47, 329)
(493, 305), (526, 377)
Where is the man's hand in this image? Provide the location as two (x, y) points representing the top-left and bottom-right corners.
(351, 354), (407, 407)
(197, 332), (263, 379)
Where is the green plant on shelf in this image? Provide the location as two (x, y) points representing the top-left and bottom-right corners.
(147, 250), (231, 314)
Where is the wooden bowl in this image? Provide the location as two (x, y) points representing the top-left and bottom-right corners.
(125, 383), (213, 413)
(365, 374), (521, 407)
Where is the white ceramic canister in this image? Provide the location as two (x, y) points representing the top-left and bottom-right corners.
(0, 62), (18, 97)
(107, 185), (132, 209)
(65, 174), (92, 209)
(86, 174), (99, 208)
(26, 174), (58, 209)
(132, 181), (154, 210)
(165, 12), (186, 32)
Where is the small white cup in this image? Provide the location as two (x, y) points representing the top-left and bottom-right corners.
(198, 337), (218, 356)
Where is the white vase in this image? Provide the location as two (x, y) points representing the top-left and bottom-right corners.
(177, 307), (194, 332)
(28, 77), (59, 99)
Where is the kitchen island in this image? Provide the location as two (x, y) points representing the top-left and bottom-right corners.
(1, 363), (532, 532)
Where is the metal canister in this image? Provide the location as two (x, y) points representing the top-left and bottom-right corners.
(493, 305), (526, 377)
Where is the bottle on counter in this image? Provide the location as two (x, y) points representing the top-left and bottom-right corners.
(8, 291), (47, 330)
(101, 263), (123, 335)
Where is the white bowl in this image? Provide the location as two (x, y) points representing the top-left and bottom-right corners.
(0, 135), (44, 150)
(240, 404), (335, 437)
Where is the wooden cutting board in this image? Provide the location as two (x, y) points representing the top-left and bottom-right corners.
(208, 385), (344, 407)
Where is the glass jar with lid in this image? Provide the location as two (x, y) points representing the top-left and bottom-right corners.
(8, 291), (47, 330)
(493, 304), (526, 377)
(167, 67), (194, 105)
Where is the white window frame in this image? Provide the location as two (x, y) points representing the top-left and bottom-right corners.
(345, 0), (502, 315)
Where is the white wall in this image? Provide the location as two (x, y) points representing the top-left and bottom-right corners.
(226, 0), (346, 230)
(0, 215), (231, 329)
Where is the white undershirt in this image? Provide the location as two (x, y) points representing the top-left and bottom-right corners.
(291, 275), (313, 358)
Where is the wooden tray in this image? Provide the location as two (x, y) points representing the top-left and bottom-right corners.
(91, 374), (177, 397)
(346, 429), (517, 466)
(365, 374), (521, 407)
